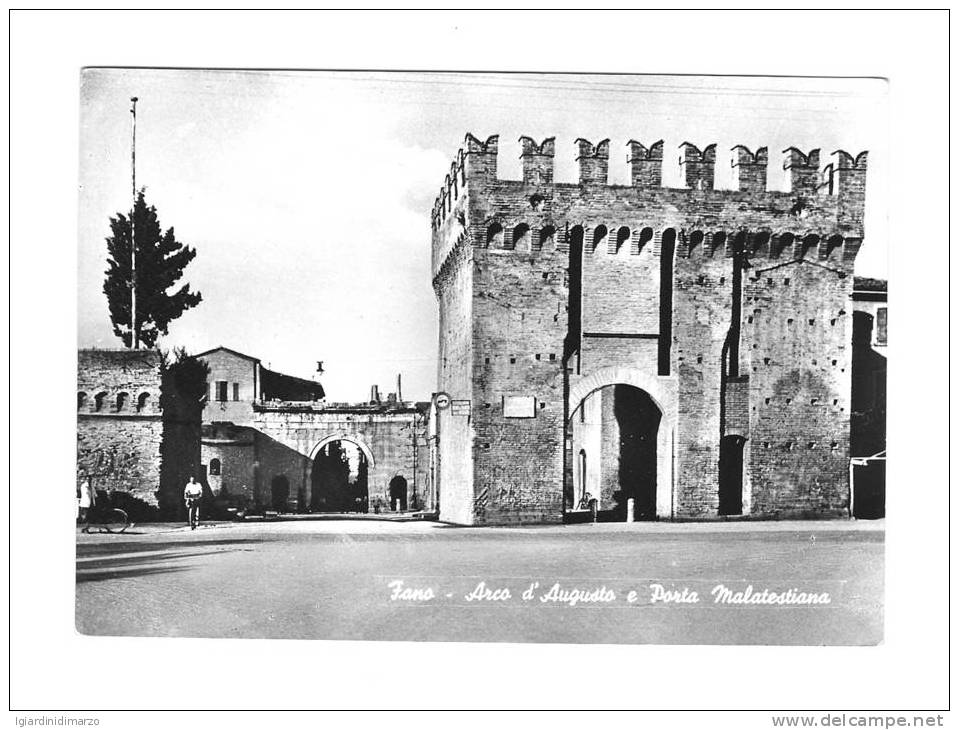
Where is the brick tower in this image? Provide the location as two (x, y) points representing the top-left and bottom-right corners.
(431, 134), (867, 525)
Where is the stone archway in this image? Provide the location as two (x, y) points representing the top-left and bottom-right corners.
(567, 367), (676, 520)
(307, 435), (375, 514)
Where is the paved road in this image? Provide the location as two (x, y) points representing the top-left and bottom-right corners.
(76, 519), (883, 645)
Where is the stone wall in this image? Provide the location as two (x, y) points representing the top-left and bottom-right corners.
(200, 404), (432, 512)
(77, 349), (202, 520)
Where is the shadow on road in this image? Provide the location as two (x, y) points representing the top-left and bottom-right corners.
(76, 539), (265, 583)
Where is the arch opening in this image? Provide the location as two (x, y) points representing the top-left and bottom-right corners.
(719, 435), (746, 516)
(389, 475), (408, 511)
(310, 439), (369, 513)
(568, 383), (662, 522)
(486, 222), (504, 248)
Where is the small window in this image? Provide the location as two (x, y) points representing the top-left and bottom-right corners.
(486, 222), (504, 248)
(77, 392), (87, 410)
(136, 392), (150, 412)
(511, 224), (530, 251)
(93, 392), (107, 412)
(216, 381), (228, 402)
(591, 225), (608, 253)
(232, 383), (240, 401)
(209, 458), (221, 476)
(876, 307), (888, 345)
(613, 226), (630, 254)
(116, 392), (129, 412)
(536, 225), (555, 252)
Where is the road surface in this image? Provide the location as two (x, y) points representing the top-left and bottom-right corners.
(76, 518), (883, 645)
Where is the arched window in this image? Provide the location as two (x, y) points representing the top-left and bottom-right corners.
(510, 223), (530, 251)
(799, 234), (819, 259)
(825, 234), (843, 258)
(209, 458), (221, 476)
(590, 225), (608, 254)
(688, 230), (705, 257)
(567, 225), (585, 349)
(136, 392), (150, 412)
(535, 225), (555, 253)
(486, 222), (504, 248)
(93, 392), (108, 412)
(710, 231), (727, 257)
(77, 392), (87, 410)
(633, 227), (653, 255)
(772, 232), (793, 259)
(751, 231), (771, 256)
(116, 392), (129, 412)
(659, 229), (676, 376)
(614, 226), (630, 254)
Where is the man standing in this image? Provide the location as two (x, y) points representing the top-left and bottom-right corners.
(78, 474), (95, 532)
(184, 476), (203, 530)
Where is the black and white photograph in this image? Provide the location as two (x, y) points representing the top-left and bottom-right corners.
(72, 67), (887, 647)
(8, 9), (950, 723)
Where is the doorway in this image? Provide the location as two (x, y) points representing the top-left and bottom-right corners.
(569, 383), (661, 521)
(310, 440), (369, 513)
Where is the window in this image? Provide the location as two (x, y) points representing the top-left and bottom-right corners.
(511, 223), (530, 251)
(216, 381), (228, 402)
(486, 222), (504, 248)
(137, 392), (150, 412)
(233, 383), (240, 401)
(94, 392), (107, 411)
(77, 392), (87, 410)
(209, 458), (221, 476)
(536, 225), (555, 253)
(591, 225), (608, 254)
(876, 307), (887, 345)
(116, 392), (129, 412)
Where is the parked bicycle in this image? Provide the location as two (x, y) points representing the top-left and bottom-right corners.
(80, 501), (132, 534)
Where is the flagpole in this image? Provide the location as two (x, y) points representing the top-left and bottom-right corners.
(130, 96), (138, 349)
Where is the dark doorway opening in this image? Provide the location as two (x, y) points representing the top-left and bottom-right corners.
(853, 462), (885, 519)
(613, 385), (660, 520)
(718, 435), (746, 515)
(271, 475), (290, 512)
(568, 384), (660, 522)
(310, 440), (369, 513)
(389, 475), (408, 511)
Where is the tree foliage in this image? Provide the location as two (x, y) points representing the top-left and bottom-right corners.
(104, 190), (202, 348)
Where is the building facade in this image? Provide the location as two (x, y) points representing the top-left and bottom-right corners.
(197, 347), (430, 513)
(431, 134), (868, 525)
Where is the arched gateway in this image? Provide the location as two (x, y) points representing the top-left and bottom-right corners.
(567, 367), (676, 521)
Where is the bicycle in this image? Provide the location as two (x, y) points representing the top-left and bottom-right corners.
(80, 503), (132, 534)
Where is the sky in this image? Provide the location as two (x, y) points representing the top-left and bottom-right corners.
(78, 70), (888, 402)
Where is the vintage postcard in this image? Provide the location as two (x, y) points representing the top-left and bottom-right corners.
(74, 69), (887, 646)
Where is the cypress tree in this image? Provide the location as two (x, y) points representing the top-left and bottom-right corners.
(103, 190), (202, 348)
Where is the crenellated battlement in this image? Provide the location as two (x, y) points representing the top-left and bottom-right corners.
(432, 134), (869, 232)
(679, 142), (717, 190)
(628, 139), (664, 188)
(431, 133), (869, 281)
(519, 136), (556, 185)
(731, 145), (769, 194)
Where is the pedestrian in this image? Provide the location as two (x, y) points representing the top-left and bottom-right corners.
(184, 476), (203, 530)
(78, 475), (95, 533)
